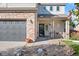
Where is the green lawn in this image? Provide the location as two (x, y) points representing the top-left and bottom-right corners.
(64, 40), (79, 56)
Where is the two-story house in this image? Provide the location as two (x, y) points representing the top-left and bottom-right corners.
(0, 3), (70, 42)
(37, 3), (70, 40)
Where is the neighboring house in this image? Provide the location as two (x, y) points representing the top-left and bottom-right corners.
(74, 24), (79, 31)
(0, 3), (70, 42)
(70, 24), (79, 39)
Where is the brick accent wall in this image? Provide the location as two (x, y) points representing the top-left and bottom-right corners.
(0, 13), (34, 19)
(26, 13), (36, 41)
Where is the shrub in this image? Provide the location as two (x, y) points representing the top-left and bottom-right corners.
(70, 37), (79, 40)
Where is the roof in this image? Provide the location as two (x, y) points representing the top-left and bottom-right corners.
(38, 14), (55, 17)
(38, 14), (69, 20)
(70, 29), (78, 32)
(54, 14), (68, 17)
(38, 14), (67, 17)
(38, 3), (66, 6)
(37, 4), (66, 17)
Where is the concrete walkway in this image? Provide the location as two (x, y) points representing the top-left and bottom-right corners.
(26, 39), (64, 47)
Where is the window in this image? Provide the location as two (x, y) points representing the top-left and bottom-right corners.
(46, 25), (48, 31)
(44, 6), (46, 10)
(50, 6), (53, 11)
(56, 6), (60, 11)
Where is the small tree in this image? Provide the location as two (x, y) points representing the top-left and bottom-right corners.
(71, 3), (79, 20)
(70, 3), (79, 28)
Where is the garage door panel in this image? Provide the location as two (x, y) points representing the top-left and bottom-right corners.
(0, 21), (26, 41)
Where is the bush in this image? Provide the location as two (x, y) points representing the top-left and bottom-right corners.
(70, 37), (79, 40)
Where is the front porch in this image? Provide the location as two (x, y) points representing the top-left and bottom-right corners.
(36, 16), (69, 41)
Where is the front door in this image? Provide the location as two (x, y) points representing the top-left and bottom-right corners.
(39, 24), (45, 37)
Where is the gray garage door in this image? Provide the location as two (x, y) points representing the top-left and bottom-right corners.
(0, 20), (26, 41)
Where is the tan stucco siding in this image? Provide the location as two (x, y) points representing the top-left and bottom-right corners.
(54, 20), (65, 32)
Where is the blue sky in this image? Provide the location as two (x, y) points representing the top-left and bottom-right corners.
(65, 3), (76, 15)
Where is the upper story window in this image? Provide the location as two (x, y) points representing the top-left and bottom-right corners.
(56, 6), (60, 11)
(44, 6), (46, 10)
(50, 6), (53, 11)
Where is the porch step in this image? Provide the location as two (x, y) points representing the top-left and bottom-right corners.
(36, 37), (50, 41)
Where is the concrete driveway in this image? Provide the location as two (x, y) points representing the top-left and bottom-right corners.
(0, 41), (26, 51)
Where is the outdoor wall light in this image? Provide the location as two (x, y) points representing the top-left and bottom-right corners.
(30, 20), (33, 24)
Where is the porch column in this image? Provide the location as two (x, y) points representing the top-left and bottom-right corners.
(65, 20), (70, 39)
(50, 19), (52, 38)
(50, 19), (54, 38)
(52, 20), (55, 38)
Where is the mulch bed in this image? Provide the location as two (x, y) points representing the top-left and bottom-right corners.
(0, 44), (75, 56)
